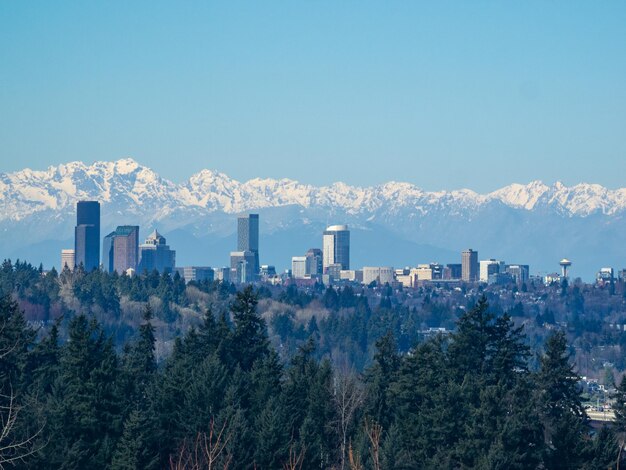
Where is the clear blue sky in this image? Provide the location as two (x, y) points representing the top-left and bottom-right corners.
(1, 1), (625, 192)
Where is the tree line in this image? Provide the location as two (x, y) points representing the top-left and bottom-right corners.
(3, 286), (626, 469)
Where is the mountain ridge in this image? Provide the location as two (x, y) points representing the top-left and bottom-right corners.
(2, 158), (626, 220)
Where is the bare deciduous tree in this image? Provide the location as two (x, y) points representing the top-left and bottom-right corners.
(347, 441), (363, 470)
(365, 420), (382, 470)
(0, 388), (44, 469)
(332, 366), (366, 470)
(169, 418), (232, 470)
(282, 441), (305, 470)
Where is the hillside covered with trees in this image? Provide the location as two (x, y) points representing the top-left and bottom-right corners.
(3, 279), (626, 468)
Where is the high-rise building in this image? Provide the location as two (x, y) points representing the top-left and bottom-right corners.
(461, 249), (478, 282)
(237, 214), (259, 275)
(305, 248), (323, 277)
(430, 263), (444, 280)
(479, 259), (500, 282)
(415, 264), (433, 280)
(323, 225), (350, 272)
(74, 201), (100, 271)
(102, 231), (115, 273)
(445, 263), (463, 280)
(114, 226), (139, 274)
(214, 267), (231, 282)
(104, 226), (139, 274)
(292, 256), (307, 279)
(505, 264), (530, 284)
(230, 250), (256, 283)
(61, 249), (75, 271)
(138, 230), (176, 274)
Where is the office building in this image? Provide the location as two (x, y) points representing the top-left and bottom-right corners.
(102, 231), (115, 273)
(461, 249), (478, 282)
(479, 259), (500, 282)
(292, 256), (308, 279)
(363, 267), (394, 286)
(61, 249), (75, 271)
(505, 264), (530, 284)
(138, 230), (176, 274)
(445, 264), (463, 280)
(395, 268), (414, 288)
(323, 225), (350, 272)
(214, 267), (231, 282)
(597, 267), (614, 285)
(74, 201), (100, 271)
(306, 248), (323, 276)
(340, 270), (363, 283)
(488, 272), (514, 286)
(430, 263), (444, 280)
(237, 214), (259, 275)
(103, 226), (139, 274)
(175, 266), (214, 283)
(230, 250), (256, 283)
(325, 263), (343, 282)
(259, 264), (277, 278)
(415, 264), (433, 281)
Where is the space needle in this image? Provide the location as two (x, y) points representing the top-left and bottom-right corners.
(560, 258), (572, 278)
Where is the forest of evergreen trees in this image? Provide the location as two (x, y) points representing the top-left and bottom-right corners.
(3, 282), (626, 469)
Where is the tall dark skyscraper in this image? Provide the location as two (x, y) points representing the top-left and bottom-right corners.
(74, 201), (100, 271)
(237, 214), (259, 274)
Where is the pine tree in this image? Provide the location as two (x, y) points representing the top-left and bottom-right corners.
(363, 331), (400, 430)
(43, 315), (123, 468)
(121, 304), (157, 409)
(231, 286), (269, 371)
(111, 409), (158, 470)
(536, 330), (587, 468)
(253, 396), (291, 468)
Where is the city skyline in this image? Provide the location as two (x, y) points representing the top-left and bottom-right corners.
(58, 199), (615, 288)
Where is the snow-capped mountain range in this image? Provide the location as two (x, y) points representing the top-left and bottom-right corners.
(1, 158), (625, 279)
(2, 158), (626, 220)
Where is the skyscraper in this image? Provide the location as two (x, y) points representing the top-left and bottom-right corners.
(138, 229), (176, 274)
(305, 248), (323, 277)
(323, 225), (350, 272)
(230, 250), (256, 283)
(102, 226), (139, 274)
(292, 256), (307, 279)
(74, 201), (100, 271)
(237, 214), (259, 275)
(479, 259), (500, 282)
(461, 249), (478, 282)
(61, 249), (75, 271)
(102, 231), (115, 273)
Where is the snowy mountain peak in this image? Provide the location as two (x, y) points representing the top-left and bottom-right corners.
(1, 160), (625, 223)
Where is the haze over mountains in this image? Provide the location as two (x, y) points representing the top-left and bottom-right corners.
(1, 158), (624, 279)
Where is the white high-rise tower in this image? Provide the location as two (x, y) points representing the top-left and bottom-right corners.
(323, 225), (350, 272)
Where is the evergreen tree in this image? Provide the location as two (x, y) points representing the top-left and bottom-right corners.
(43, 314), (122, 469)
(231, 286), (269, 371)
(536, 330), (587, 468)
(111, 409), (157, 470)
(121, 304), (157, 409)
(363, 331), (400, 430)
